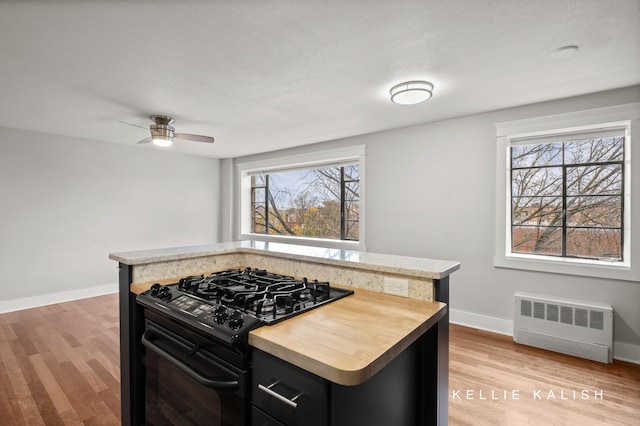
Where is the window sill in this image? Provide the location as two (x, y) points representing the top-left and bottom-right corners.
(494, 253), (638, 282)
(239, 233), (364, 251)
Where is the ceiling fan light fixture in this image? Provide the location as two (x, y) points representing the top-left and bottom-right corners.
(150, 121), (174, 147)
(390, 80), (434, 105)
(124, 115), (215, 146)
(152, 137), (172, 147)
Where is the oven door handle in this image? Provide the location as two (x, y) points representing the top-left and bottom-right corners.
(141, 330), (239, 390)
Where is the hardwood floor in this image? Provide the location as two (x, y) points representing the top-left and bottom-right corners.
(0, 294), (120, 425)
(1, 295), (638, 425)
(449, 324), (640, 426)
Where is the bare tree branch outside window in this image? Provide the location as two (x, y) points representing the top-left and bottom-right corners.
(511, 137), (623, 260)
(251, 164), (360, 241)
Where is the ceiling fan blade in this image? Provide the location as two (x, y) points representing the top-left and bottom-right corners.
(137, 137), (152, 144)
(119, 120), (149, 130)
(174, 133), (215, 143)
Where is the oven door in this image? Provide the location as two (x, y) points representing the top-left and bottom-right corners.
(142, 321), (247, 426)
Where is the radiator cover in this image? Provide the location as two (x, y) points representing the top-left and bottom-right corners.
(513, 291), (613, 363)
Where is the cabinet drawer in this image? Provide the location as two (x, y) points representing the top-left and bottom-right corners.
(251, 349), (328, 426)
(251, 406), (285, 426)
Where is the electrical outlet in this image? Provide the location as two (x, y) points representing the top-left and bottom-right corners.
(383, 277), (409, 297)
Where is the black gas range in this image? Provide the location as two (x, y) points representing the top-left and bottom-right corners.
(137, 267), (353, 425)
(137, 267), (353, 360)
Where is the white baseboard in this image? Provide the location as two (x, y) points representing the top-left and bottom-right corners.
(0, 283), (118, 314)
(450, 308), (513, 336)
(450, 308), (639, 365)
(613, 341), (640, 364)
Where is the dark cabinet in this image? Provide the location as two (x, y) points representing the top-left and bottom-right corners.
(251, 336), (423, 426)
(251, 349), (328, 426)
(251, 405), (286, 426)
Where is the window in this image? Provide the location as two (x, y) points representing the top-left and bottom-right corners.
(510, 133), (624, 261)
(250, 164), (360, 240)
(237, 145), (365, 249)
(494, 103), (640, 281)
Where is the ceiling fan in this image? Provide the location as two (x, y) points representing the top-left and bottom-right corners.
(121, 115), (215, 147)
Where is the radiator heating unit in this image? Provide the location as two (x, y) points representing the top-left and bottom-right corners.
(513, 292), (613, 363)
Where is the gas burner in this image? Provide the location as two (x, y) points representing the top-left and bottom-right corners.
(137, 267), (354, 347)
(179, 268), (305, 303)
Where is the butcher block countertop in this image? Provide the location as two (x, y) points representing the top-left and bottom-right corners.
(249, 287), (446, 386)
(130, 282), (446, 387)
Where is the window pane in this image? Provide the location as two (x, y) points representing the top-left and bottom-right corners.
(566, 228), (621, 260)
(252, 203), (266, 233)
(345, 220), (359, 240)
(252, 166), (359, 241)
(566, 164), (622, 195)
(512, 226), (562, 255)
(252, 174), (266, 187)
(566, 196), (622, 227)
(564, 137), (624, 164)
(252, 187), (265, 202)
(344, 198), (359, 241)
(345, 181), (359, 201)
(345, 200), (359, 220)
(343, 164), (360, 180)
(512, 167), (562, 197)
(267, 209), (290, 235)
(512, 196), (562, 226)
(511, 143), (563, 168)
(510, 133), (624, 262)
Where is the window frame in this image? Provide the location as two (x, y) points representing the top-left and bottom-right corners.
(236, 145), (366, 250)
(494, 103), (640, 281)
(509, 132), (625, 260)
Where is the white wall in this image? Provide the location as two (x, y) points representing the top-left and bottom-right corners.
(227, 86), (640, 357)
(3, 87), (636, 358)
(0, 127), (220, 305)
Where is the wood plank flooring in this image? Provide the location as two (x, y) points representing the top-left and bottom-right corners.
(1, 294), (638, 425)
(0, 294), (120, 425)
(449, 325), (640, 426)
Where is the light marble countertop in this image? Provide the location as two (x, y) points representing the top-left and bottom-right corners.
(109, 240), (460, 280)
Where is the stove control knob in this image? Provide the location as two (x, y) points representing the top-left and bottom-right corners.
(214, 306), (228, 324)
(150, 283), (162, 297)
(228, 310), (244, 330)
(157, 286), (172, 301)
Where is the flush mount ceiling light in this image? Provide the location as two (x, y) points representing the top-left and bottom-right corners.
(390, 80), (434, 105)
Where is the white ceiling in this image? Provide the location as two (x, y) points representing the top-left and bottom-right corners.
(1, 0), (638, 159)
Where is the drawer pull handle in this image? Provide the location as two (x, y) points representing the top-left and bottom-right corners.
(258, 382), (301, 408)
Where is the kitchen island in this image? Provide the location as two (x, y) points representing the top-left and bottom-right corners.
(110, 241), (460, 425)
